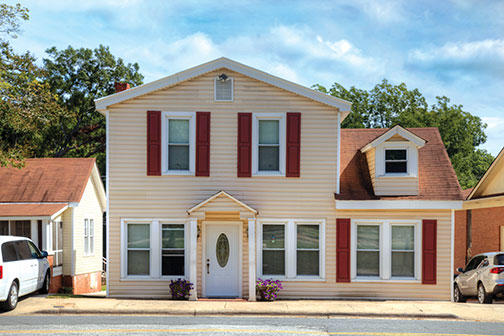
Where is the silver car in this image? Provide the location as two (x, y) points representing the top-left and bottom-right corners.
(454, 252), (504, 304)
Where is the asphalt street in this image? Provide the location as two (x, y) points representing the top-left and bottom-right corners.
(0, 315), (503, 336)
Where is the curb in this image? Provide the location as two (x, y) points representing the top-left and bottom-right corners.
(32, 309), (459, 319)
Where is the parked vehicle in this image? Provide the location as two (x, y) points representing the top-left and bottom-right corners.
(0, 236), (50, 311)
(454, 252), (504, 304)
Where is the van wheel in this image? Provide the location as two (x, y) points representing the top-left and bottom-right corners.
(1, 282), (19, 311)
(40, 272), (50, 294)
(478, 283), (493, 304)
(454, 284), (466, 303)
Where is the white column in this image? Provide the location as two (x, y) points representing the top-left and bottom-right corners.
(30, 220), (38, 246)
(189, 218), (198, 301)
(248, 218), (256, 301)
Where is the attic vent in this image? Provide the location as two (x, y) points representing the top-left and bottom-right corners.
(214, 74), (233, 101)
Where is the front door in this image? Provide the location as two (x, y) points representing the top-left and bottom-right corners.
(205, 224), (240, 298)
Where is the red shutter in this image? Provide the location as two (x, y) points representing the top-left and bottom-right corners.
(336, 218), (351, 282)
(422, 219), (437, 284)
(237, 113), (252, 177)
(196, 112), (211, 176)
(286, 112), (301, 177)
(147, 110), (161, 176)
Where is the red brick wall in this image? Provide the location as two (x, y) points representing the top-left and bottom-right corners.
(63, 271), (102, 295)
(49, 275), (62, 293)
(455, 206), (504, 271)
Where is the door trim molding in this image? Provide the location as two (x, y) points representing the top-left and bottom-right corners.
(201, 221), (243, 298)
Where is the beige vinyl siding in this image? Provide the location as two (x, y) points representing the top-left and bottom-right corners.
(370, 139), (419, 196)
(73, 177), (103, 275)
(365, 148), (376, 189)
(107, 69), (450, 300)
(61, 208), (73, 275)
(279, 209), (452, 300)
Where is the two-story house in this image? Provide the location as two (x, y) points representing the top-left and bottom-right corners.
(96, 58), (463, 301)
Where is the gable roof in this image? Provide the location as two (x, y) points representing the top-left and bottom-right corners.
(467, 147), (504, 200)
(336, 127), (464, 201)
(94, 57), (352, 117)
(187, 190), (258, 215)
(0, 158), (102, 204)
(360, 125), (427, 153)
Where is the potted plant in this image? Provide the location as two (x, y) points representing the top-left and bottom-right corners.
(169, 278), (194, 300)
(256, 278), (283, 301)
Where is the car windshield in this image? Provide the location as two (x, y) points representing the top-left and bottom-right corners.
(494, 254), (504, 265)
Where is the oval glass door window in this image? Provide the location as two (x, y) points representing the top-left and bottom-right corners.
(216, 233), (230, 268)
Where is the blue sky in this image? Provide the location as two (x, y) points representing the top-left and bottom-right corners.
(9, 0), (504, 155)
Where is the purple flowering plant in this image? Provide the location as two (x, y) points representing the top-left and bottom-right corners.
(256, 278), (283, 301)
(169, 278), (194, 300)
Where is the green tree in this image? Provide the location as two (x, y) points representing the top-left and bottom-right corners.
(314, 80), (493, 189)
(41, 45), (144, 174)
(0, 3), (70, 167)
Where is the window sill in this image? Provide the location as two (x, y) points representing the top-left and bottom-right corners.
(378, 173), (416, 178)
(162, 171), (194, 176)
(120, 276), (188, 282)
(352, 278), (420, 283)
(259, 276), (326, 282)
(253, 171), (285, 177)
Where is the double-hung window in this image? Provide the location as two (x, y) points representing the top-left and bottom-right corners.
(258, 219), (325, 280)
(262, 224), (285, 276)
(356, 225), (380, 277)
(163, 112), (195, 175)
(391, 225), (415, 278)
(253, 114), (285, 175)
(127, 223), (151, 276)
(84, 219), (94, 256)
(385, 149), (407, 174)
(161, 224), (185, 276)
(352, 220), (419, 281)
(296, 225), (320, 276)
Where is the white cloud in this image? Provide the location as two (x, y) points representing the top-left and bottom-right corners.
(408, 39), (504, 79)
(481, 117), (504, 156)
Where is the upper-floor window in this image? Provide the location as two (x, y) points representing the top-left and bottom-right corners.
(385, 149), (407, 174)
(84, 218), (94, 256)
(162, 112), (195, 175)
(252, 113), (285, 176)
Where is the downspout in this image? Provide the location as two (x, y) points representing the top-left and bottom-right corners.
(450, 209), (455, 302)
(105, 110), (110, 297)
(466, 209), (472, 264)
(336, 111), (341, 194)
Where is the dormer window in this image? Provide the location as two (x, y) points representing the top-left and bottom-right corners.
(214, 74), (233, 101)
(385, 149), (407, 174)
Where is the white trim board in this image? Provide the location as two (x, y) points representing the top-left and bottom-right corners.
(94, 57), (351, 117)
(360, 125), (426, 153)
(187, 190), (258, 214)
(335, 200), (463, 210)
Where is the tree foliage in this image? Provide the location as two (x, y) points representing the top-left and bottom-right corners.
(41, 45), (144, 174)
(314, 80), (493, 189)
(0, 2), (28, 39)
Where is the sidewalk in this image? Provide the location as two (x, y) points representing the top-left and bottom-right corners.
(4, 294), (504, 322)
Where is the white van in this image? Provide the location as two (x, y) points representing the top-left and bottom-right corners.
(0, 236), (51, 311)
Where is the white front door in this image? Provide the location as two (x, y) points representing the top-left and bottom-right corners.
(205, 224), (240, 298)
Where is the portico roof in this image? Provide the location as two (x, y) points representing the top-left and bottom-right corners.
(187, 191), (258, 215)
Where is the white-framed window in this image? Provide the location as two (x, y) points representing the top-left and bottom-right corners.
(257, 219), (325, 280)
(214, 75), (233, 101)
(385, 149), (407, 174)
(351, 220), (420, 282)
(252, 113), (286, 176)
(84, 218), (94, 256)
(161, 224), (186, 277)
(126, 222), (151, 276)
(261, 224), (286, 276)
(161, 112), (196, 175)
(375, 142), (418, 177)
(121, 219), (189, 280)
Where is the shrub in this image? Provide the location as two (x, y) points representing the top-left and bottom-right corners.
(256, 278), (283, 301)
(169, 278), (194, 300)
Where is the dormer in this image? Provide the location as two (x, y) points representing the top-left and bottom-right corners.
(360, 125), (426, 196)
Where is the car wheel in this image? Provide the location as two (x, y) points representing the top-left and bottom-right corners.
(40, 272), (50, 294)
(454, 284), (466, 303)
(478, 283), (493, 304)
(1, 282), (19, 311)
